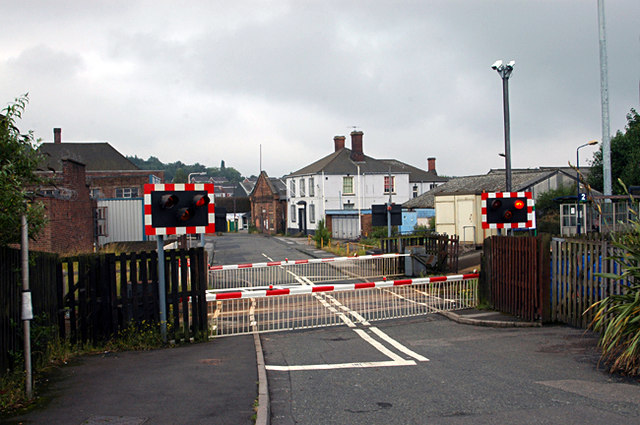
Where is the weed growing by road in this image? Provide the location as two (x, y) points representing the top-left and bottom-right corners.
(587, 180), (640, 376)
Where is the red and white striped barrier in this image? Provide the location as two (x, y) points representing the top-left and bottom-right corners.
(208, 253), (408, 271)
(206, 273), (479, 301)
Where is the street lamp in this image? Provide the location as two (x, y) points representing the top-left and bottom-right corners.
(491, 60), (515, 192)
(187, 171), (207, 183)
(576, 140), (599, 234)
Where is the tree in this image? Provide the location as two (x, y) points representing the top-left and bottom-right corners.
(588, 109), (640, 194)
(173, 167), (187, 183)
(535, 185), (577, 234)
(0, 95), (47, 246)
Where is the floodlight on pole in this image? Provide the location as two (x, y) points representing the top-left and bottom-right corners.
(576, 140), (599, 234)
(491, 59), (515, 192)
(188, 172), (207, 183)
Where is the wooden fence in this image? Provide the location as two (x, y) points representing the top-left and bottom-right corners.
(482, 235), (551, 322)
(0, 246), (59, 375)
(550, 237), (624, 328)
(381, 234), (459, 273)
(1, 246), (207, 375)
(58, 247), (208, 345)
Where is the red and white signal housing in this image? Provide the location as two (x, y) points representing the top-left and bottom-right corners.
(481, 191), (536, 229)
(144, 183), (215, 235)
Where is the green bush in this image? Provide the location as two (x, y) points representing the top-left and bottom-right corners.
(588, 184), (640, 375)
(312, 219), (331, 248)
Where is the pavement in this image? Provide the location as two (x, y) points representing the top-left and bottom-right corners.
(3, 237), (534, 425)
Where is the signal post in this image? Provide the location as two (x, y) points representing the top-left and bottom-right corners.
(144, 183), (215, 342)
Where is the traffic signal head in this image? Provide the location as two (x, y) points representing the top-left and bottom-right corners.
(144, 184), (215, 235)
(481, 192), (534, 229)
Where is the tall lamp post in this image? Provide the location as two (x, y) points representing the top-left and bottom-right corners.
(491, 60), (515, 192)
(576, 140), (599, 234)
(188, 171), (207, 183)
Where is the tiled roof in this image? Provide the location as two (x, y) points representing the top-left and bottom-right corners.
(287, 148), (445, 183)
(403, 168), (569, 209)
(38, 142), (139, 171)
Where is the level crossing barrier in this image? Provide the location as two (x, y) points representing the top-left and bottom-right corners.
(206, 273), (479, 337)
(208, 253), (407, 290)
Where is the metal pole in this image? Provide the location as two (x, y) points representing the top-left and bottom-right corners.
(598, 0), (612, 196)
(156, 235), (167, 343)
(21, 213), (33, 398)
(576, 149), (581, 235)
(387, 170), (392, 238)
(502, 75), (512, 193)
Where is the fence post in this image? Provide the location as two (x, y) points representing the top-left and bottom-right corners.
(538, 234), (552, 322)
(478, 236), (493, 307)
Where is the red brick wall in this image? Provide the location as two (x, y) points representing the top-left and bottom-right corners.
(250, 174), (286, 234)
(31, 160), (96, 254)
(87, 170), (164, 198)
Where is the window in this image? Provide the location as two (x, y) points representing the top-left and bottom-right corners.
(343, 176), (354, 194)
(430, 183), (438, 189)
(308, 178), (315, 197)
(343, 203), (355, 210)
(291, 205), (296, 222)
(309, 204), (316, 223)
(115, 187), (139, 198)
(413, 185), (418, 198)
(290, 180), (296, 198)
(90, 188), (102, 199)
(300, 179), (305, 197)
(96, 207), (108, 236)
(384, 176), (395, 194)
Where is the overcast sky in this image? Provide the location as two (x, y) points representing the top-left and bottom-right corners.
(2, 1), (639, 179)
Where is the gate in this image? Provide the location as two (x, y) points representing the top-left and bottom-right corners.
(58, 248), (208, 345)
(207, 273), (479, 337)
(482, 235), (550, 322)
(208, 253), (407, 290)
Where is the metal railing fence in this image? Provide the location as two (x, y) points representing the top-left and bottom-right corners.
(208, 253), (407, 290)
(206, 274), (478, 337)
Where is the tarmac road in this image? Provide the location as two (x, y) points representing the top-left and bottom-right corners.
(263, 315), (640, 425)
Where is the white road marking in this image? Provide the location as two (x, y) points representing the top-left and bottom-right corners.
(261, 253), (429, 370)
(369, 327), (429, 362)
(266, 360), (415, 371)
(353, 329), (405, 362)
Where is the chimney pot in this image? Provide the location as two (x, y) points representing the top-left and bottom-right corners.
(333, 135), (346, 152)
(54, 128), (62, 144)
(428, 157), (436, 172)
(350, 131), (364, 162)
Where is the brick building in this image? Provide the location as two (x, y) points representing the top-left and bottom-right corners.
(249, 171), (287, 234)
(38, 128), (164, 199)
(32, 159), (96, 254)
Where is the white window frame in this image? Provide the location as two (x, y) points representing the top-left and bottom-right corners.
(290, 180), (296, 198)
(115, 187), (139, 198)
(384, 176), (395, 194)
(343, 176), (354, 195)
(300, 178), (305, 197)
(309, 204), (316, 223)
(309, 178), (315, 197)
(291, 205), (296, 222)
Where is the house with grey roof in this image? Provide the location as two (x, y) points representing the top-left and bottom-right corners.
(285, 131), (447, 237)
(38, 128), (164, 199)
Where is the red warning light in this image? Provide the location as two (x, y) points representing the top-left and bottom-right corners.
(514, 199), (525, 210)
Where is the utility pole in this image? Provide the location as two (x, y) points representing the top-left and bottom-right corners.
(387, 169), (392, 238)
(598, 0), (612, 197)
(21, 213), (33, 398)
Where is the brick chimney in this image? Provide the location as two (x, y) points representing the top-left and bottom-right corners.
(350, 131), (364, 162)
(54, 128), (62, 144)
(427, 157), (436, 172)
(334, 135), (345, 152)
